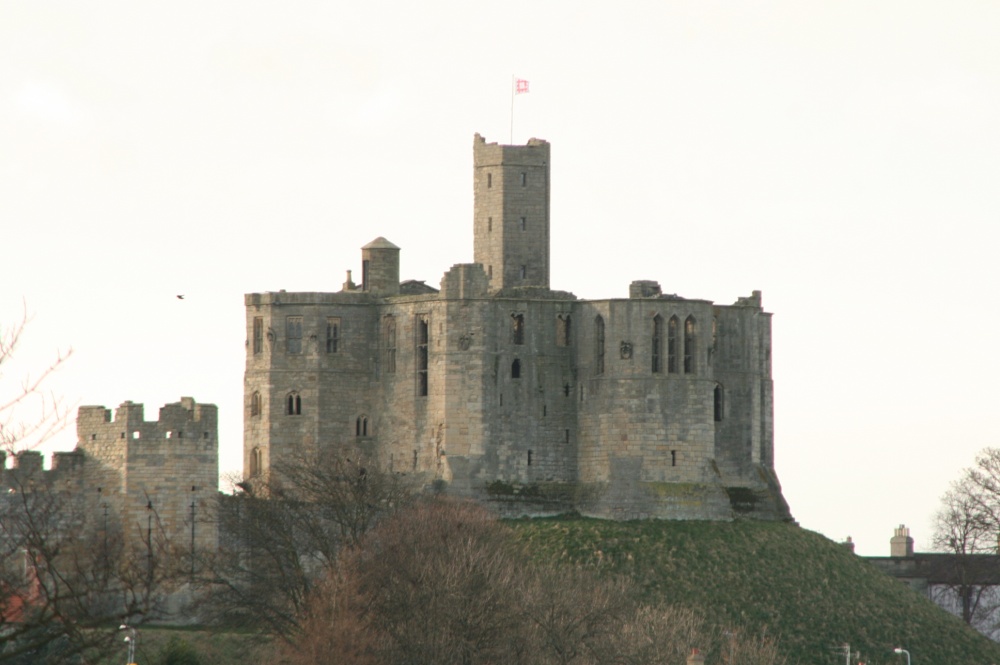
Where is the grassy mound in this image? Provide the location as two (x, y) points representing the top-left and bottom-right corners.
(510, 517), (1000, 664)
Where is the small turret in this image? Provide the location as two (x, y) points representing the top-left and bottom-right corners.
(361, 237), (400, 296)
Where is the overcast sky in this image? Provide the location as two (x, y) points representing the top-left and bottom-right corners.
(3, 1), (999, 555)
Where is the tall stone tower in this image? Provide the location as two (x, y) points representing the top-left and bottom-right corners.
(473, 133), (551, 291)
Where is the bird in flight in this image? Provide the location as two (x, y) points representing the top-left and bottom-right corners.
(176, 295), (185, 300)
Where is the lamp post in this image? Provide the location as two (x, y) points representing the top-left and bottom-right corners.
(119, 624), (136, 664)
(894, 647), (910, 665)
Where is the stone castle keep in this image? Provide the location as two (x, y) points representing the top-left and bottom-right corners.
(243, 134), (791, 521)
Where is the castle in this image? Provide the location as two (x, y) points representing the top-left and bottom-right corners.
(243, 134), (791, 521)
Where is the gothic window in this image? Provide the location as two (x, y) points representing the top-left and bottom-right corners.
(356, 416), (369, 437)
(383, 315), (397, 374)
(250, 391), (261, 417)
(286, 317), (303, 354)
(417, 315), (429, 397)
(511, 358), (521, 379)
(512, 313), (525, 345)
(667, 316), (679, 374)
(556, 314), (571, 347)
(714, 383), (724, 422)
(253, 317), (263, 354)
(684, 316), (696, 374)
(652, 314), (664, 373)
(286, 392), (301, 416)
(326, 318), (340, 353)
(250, 447), (262, 477)
(595, 315), (605, 375)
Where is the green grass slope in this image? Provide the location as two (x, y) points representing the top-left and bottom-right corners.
(510, 517), (1000, 665)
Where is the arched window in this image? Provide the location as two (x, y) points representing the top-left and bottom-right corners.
(652, 315), (663, 373)
(556, 314), (571, 346)
(667, 316), (679, 374)
(595, 315), (605, 375)
(250, 446), (262, 477)
(383, 315), (397, 374)
(287, 392), (301, 416)
(511, 313), (525, 345)
(250, 391), (261, 417)
(684, 316), (696, 374)
(356, 416), (369, 437)
(511, 358), (521, 379)
(714, 383), (724, 422)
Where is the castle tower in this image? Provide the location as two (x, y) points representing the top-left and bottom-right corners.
(361, 237), (400, 295)
(473, 133), (550, 291)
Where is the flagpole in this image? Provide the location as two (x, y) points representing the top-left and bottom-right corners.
(510, 75), (515, 144)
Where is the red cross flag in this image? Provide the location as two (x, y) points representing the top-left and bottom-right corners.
(515, 78), (529, 94)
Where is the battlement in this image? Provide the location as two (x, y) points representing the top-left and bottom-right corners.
(473, 133), (550, 166)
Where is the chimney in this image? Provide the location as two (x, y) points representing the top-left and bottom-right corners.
(890, 524), (914, 557)
(842, 536), (856, 554)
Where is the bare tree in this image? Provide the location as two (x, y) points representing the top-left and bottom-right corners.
(198, 446), (413, 637)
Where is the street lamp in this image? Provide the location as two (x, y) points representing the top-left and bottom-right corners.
(119, 624), (137, 664)
(894, 647), (910, 665)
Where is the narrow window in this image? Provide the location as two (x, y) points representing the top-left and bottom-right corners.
(488, 217), (492, 232)
(543, 405), (547, 416)
(253, 317), (263, 354)
(684, 316), (696, 374)
(595, 315), (605, 375)
(250, 447), (262, 477)
(556, 314), (571, 347)
(511, 358), (521, 379)
(521, 172), (527, 186)
(383, 315), (397, 373)
(714, 384), (724, 422)
(250, 391), (261, 417)
(520, 265), (527, 280)
(326, 318), (340, 353)
(412, 450), (418, 470)
(563, 383), (570, 397)
(520, 216), (526, 230)
(287, 392), (301, 415)
(362, 260), (370, 291)
(527, 450), (533, 466)
(417, 315), (429, 396)
(488, 265), (493, 279)
(356, 416), (369, 437)
(671, 450), (677, 467)
(487, 173), (492, 188)
(511, 313), (524, 345)
(667, 316), (679, 374)
(652, 315), (664, 373)
(565, 429), (570, 443)
(286, 316), (303, 354)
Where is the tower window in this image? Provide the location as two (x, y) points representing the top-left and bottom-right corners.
(253, 317), (263, 354)
(362, 259), (370, 291)
(487, 173), (492, 188)
(556, 314), (571, 347)
(667, 316), (679, 374)
(286, 317), (303, 354)
(565, 429), (570, 443)
(488, 217), (492, 232)
(417, 315), (429, 396)
(287, 392), (301, 416)
(521, 172), (527, 186)
(684, 316), (696, 374)
(250, 447), (262, 477)
(714, 384), (724, 422)
(511, 313), (524, 345)
(595, 315), (605, 375)
(326, 318), (340, 353)
(520, 216), (526, 230)
(488, 265), (493, 279)
(250, 391), (261, 417)
(356, 416), (369, 437)
(511, 358), (521, 379)
(671, 450), (677, 467)
(383, 315), (397, 374)
(520, 265), (527, 280)
(527, 450), (533, 466)
(652, 315), (664, 373)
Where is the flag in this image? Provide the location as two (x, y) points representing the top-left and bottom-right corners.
(515, 78), (529, 94)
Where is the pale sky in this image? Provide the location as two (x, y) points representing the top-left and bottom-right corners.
(3, 1), (999, 555)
